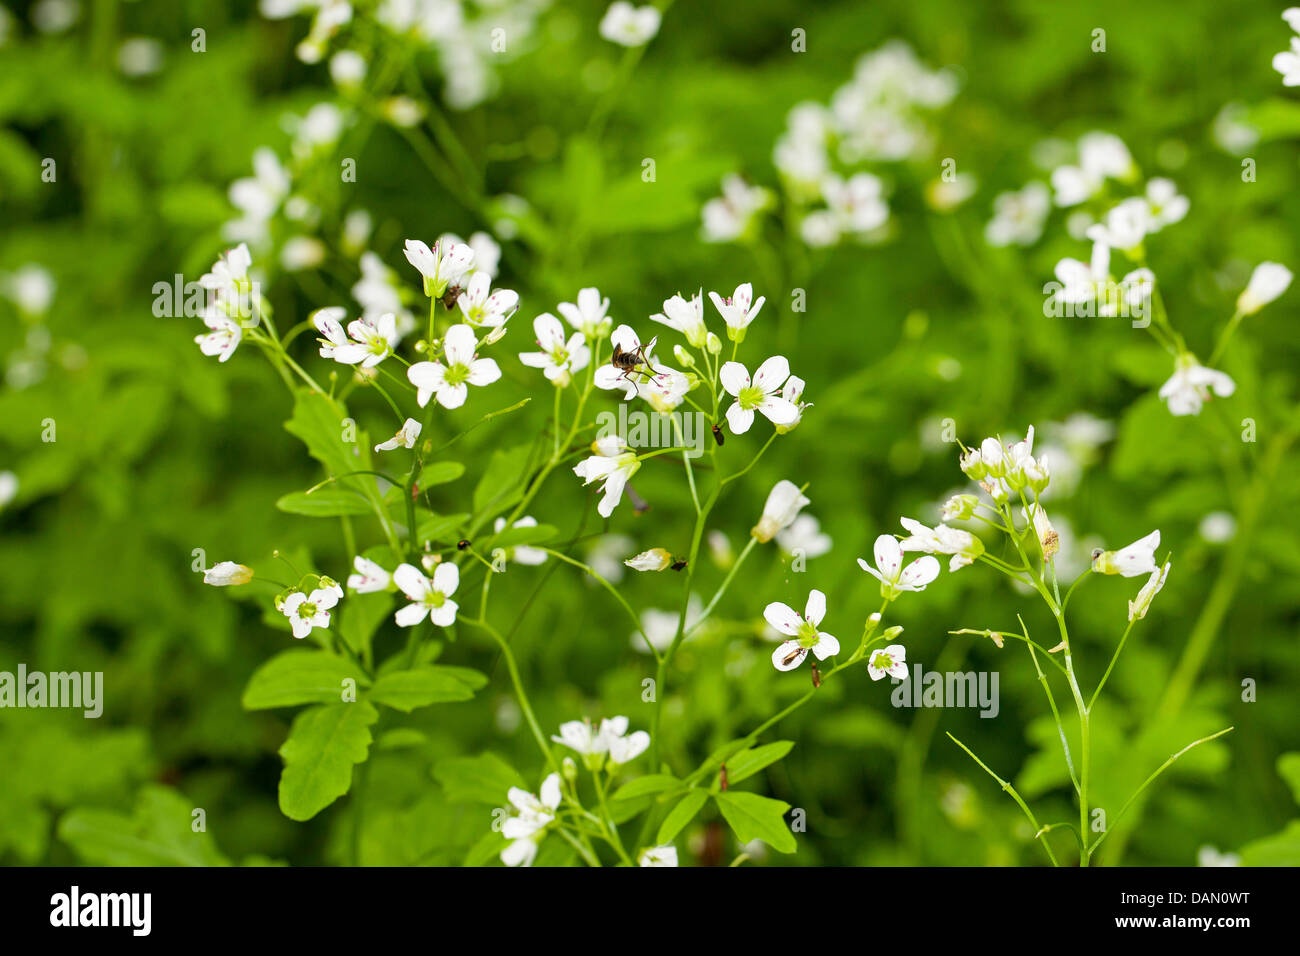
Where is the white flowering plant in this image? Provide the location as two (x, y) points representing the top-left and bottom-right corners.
(6, 0), (1300, 874)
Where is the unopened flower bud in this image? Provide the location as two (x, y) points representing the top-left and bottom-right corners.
(706, 332), (722, 355)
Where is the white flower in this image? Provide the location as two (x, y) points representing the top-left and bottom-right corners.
(501, 773), (562, 867)
(625, 548), (674, 572)
(1144, 178), (1189, 231)
(708, 283), (765, 339)
(701, 175), (771, 243)
(518, 313), (590, 387)
(557, 287), (611, 339)
(1054, 236), (1114, 314)
(393, 561), (459, 627)
(773, 375), (810, 434)
(3, 264), (54, 315)
(1275, 36), (1300, 86)
(203, 561), (254, 586)
(608, 728), (651, 765)
(375, 417), (422, 452)
(329, 49), (366, 86)
(199, 243), (256, 316)
(640, 364), (691, 413)
(194, 313), (242, 363)
(1197, 845), (1241, 868)
(573, 438), (641, 518)
(346, 555), (390, 593)
(867, 644), (908, 681)
(595, 325), (660, 400)
(898, 517), (985, 571)
(1021, 504), (1060, 560)
(408, 324), (502, 409)
(493, 516), (548, 566)
(225, 150), (289, 243)
(720, 356), (798, 434)
(456, 271), (518, 328)
(1091, 198), (1149, 253)
(985, 181), (1050, 247)
(858, 534), (941, 599)
(752, 479), (810, 543)
(0, 472), (17, 509)
(552, 716), (636, 757)
(766, 589), (841, 672)
(313, 308), (397, 367)
(1158, 355), (1235, 417)
(1128, 559), (1171, 622)
(1199, 511), (1236, 543)
(281, 587), (339, 639)
(1237, 262), (1293, 315)
(820, 172), (890, 237)
(1092, 530), (1160, 578)
(599, 1), (660, 47)
(638, 845), (678, 867)
(1051, 132), (1135, 206)
(650, 290), (708, 347)
(403, 237), (474, 296)
(776, 514), (831, 559)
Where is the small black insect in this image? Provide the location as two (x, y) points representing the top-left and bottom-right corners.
(671, 560), (688, 571)
(609, 337), (666, 394)
(811, 661), (822, 688)
(438, 285), (462, 311)
(457, 539), (470, 551)
(711, 424), (725, 447)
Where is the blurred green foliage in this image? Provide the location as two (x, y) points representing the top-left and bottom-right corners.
(1, 0), (1299, 866)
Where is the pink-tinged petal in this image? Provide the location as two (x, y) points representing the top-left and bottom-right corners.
(313, 309), (348, 344)
(485, 289), (518, 316)
(467, 357), (501, 386)
(718, 361), (751, 396)
(733, 283), (753, 313)
(393, 563), (431, 599)
(610, 324), (639, 352)
(725, 403), (754, 434)
(751, 355), (790, 393)
(874, 534), (902, 580)
(811, 632), (839, 660)
(443, 323), (478, 364)
(772, 641), (807, 671)
(804, 589), (826, 627)
(533, 313), (565, 348)
(429, 598), (458, 627)
(432, 561), (459, 597)
(395, 602), (429, 627)
(757, 396), (799, 425)
(437, 381), (469, 409)
(900, 555), (941, 589)
(763, 601), (802, 636)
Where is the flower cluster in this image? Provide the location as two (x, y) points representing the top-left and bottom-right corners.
(702, 41), (958, 247)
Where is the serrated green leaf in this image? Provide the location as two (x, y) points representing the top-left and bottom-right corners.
(58, 785), (230, 866)
(434, 752), (527, 805)
(656, 789), (709, 845)
(241, 651), (370, 710)
(714, 791), (795, 853)
(277, 701), (378, 821)
(367, 666), (484, 712)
